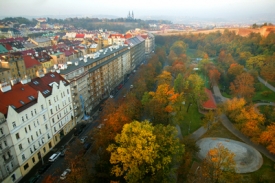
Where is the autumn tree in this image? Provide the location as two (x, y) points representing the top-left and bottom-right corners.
(202, 107), (221, 130)
(170, 40), (188, 56)
(156, 70), (172, 86)
(107, 120), (184, 183)
(246, 55), (266, 71)
(186, 73), (205, 102)
(260, 124), (275, 154)
(208, 69), (221, 86)
(142, 83), (180, 125)
(222, 97), (246, 120)
(200, 143), (240, 183)
(227, 63), (244, 81)
(260, 55), (275, 83)
(229, 73), (255, 99)
(174, 73), (185, 93)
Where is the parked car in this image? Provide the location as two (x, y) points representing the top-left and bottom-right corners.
(48, 152), (61, 162)
(130, 85), (133, 89)
(110, 95), (114, 98)
(74, 128), (82, 136)
(60, 148), (67, 157)
(80, 136), (88, 144)
(60, 168), (71, 180)
(38, 163), (51, 174)
(27, 174), (40, 183)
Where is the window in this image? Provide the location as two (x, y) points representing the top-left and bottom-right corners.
(43, 147), (46, 153)
(11, 174), (16, 181)
(15, 133), (20, 140)
(50, 109), (53, 115)
(31, 135), (33, 141)
(0, 128), (3, 135)
(48, 133), (50, 139)
(27, 138), (30, 144)
(12, 122), (16, 128)
(52, 118), (55, 123)
(33, 145), (36, 150)
(34, 122), (36, 127)
(28, 125), (31, 131)
(37, 119), (39, 125)
(45, 124), (48, 130)
(54, 127), (56, 132)
(19, 144), (23, 150)
(30, 148), (33, 154)
(4, 141), (7, 146)
(22, 116), (24, 122)
(48, 142), (52, 149)
(48, 100), (51, 105)
(25, 114), (28, 120)
(41, 105), (44, 110)
(39, 129), (41, 134)
(32, 157), (35, 163)
(25, 127), (27, 133)
(23, 163), (28, 170)
(43, 115), (46, 121)
(31, 111), (33, 116)
(34, 109), (37, 114)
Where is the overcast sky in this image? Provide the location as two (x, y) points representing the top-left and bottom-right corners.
(0, 0), (274, 19)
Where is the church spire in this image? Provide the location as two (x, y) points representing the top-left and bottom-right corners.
(132, 11), (134, 19)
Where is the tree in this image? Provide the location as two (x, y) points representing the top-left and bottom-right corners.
(174, 73), (184, 93)
(222, 97), (246, 120)
(229, 73), (255, 99)
(260, 124), (275, 154)
(156, 70), (172, 85)
(246, 55), (266, 71)
(107, 121), (184, 183)
(200, 143), (239, 183)
(170, 40), (188, 56)
(227, 63), (244, 81)
(202, 108), (221, 130)
(187, 74), (205, 101)
(208, 69), (221, 86)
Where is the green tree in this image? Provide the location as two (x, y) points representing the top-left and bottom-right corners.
(107, 121), (184, 183)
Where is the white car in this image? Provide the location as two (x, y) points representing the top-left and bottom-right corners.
(110, 95), (114, 98)
(60, 169), (71, 180)
(130, 85), (133, 89)
(80, 136), (88, 143)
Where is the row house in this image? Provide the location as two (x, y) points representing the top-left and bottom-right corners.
(59, 41), (139, 123)
(0, 72), (74, 182)
(125, 36), (145, 70)
(23, 55), (43, 79)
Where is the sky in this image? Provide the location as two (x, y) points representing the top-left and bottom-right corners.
(0, 0), (274, 20)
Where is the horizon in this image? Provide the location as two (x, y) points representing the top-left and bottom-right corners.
(0, 0), (275, 23)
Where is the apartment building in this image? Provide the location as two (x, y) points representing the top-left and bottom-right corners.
(0, 72), (74, 182)
(28, 72), (75, 145)
(0, 54), (26, 81)
(125, 36), (145, 69)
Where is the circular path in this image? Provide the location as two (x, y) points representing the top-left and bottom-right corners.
(196, 137), (263, 173)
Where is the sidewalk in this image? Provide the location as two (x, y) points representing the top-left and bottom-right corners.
(258, 76), (275, 92)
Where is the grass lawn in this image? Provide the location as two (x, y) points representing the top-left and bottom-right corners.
(180, 102), (203, 136)
(186, 48), (197, 57)
(200, 121), (275, 182)
(253, 83), (275, 102)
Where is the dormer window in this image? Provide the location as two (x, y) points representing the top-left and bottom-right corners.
(20, 100), (25, 105)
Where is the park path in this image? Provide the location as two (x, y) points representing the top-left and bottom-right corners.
(258, 76), (275, 92)
(212, 84), (275, 162)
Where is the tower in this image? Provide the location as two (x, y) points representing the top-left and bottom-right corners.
(132, 11), (134, 19)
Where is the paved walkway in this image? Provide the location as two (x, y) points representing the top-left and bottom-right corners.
(258, 76), (275, 92)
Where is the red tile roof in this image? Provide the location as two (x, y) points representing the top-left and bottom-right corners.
(0, 83), (38, 115)
(4, 43), (13, 51)
(23, 55), (41, 69)
(202, 88), (217, 110)
(28, 72), (69, 97)
(75, 34), (85, 38)
(141, 35), (148, 39)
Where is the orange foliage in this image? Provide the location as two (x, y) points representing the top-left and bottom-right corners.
(260, 124), (275, 154)
(208, 69), (221, 85)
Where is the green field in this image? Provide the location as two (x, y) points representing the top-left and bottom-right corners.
(179, 102), (203, 136)
(253, 82), (275, 102)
